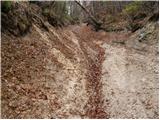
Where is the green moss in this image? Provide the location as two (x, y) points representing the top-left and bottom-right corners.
(123, 1), (142, 15)
(42, 8), (50, 16)
(18, 22), (26, 32)
(2, 1), (12, 13)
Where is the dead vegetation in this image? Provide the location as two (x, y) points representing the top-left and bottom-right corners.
(1, 1), (159, 119)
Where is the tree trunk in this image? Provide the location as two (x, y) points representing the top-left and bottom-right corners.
(75, 0), (102, 29)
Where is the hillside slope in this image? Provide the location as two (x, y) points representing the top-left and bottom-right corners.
(1, 20), (159, 118)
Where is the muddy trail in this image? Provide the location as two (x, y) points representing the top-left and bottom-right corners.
(1, 22), (159, 119)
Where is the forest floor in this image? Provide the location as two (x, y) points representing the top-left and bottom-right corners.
(1, 22), (159, 118)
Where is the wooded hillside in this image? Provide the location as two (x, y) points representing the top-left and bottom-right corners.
(1, 1), (158, 35)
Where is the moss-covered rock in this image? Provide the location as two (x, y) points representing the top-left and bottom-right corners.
(1, 2), (32, 36)
(1, 1), (12, 13)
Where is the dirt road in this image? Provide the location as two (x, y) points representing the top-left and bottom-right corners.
(1, 23), (159, 118)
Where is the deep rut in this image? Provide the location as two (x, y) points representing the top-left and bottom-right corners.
(85, 47), (108, 118)
(72, 26), (109, 118)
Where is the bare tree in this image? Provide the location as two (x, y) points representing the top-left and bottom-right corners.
(75, 0), (102, 30)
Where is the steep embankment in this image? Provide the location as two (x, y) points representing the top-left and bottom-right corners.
(2, 23), (89, 118)
(1, 21), (159, 118)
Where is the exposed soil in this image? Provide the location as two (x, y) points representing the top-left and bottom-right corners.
(1, 22), (159, 118)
